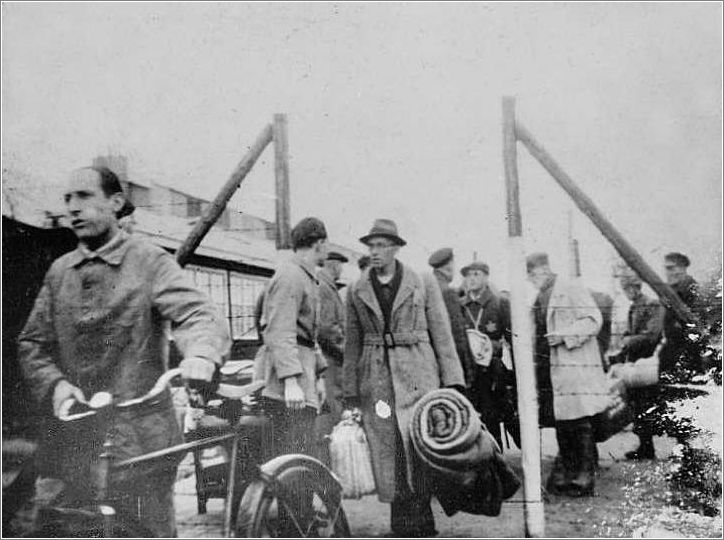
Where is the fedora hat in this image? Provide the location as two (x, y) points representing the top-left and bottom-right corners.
(359, 219), (407, 246)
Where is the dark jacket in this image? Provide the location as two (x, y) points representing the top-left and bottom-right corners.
(623, 293), (664, 362)
(460, 287), (512, 348)
(433, 271), (475, 387)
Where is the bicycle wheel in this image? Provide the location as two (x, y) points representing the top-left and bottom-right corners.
(236, 454), (350, 538)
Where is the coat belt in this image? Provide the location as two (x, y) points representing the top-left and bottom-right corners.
(363, 331), (430, 348)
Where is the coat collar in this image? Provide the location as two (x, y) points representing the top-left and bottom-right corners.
(356, 261), (415, 321)
(292, 253), (320, 284)
(66, 230), (131, 268)
(317, 267), (337, 289)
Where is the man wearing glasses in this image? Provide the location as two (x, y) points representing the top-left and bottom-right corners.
(343, 219), (464, 538)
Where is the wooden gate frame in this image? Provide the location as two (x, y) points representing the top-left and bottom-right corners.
(502, 96), (697, 537)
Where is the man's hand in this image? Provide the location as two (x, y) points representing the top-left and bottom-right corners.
(316, 377), (327, 407)
(180, 357), (216, 382)
(546, 333), (564, 347)
(52, 379), (86, 418)
(284, 377), (305, 411)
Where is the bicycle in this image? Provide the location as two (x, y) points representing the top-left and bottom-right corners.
(13, 368), (350, 538)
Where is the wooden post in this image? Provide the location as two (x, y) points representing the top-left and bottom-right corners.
(176, 123), (273, 268)
(515, 122), (695, 325)
(568, 210), (581, 278)
(502, 97), (545, 538)
(274, 114), (292, 250)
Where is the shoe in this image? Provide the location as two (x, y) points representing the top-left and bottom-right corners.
(625, 438), (655, 460)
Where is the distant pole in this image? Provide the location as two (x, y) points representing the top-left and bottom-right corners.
(567, 210), (581, 278)
(176, 123), (273, 268)
(473, 250), (478, 262)
(274, 114), (292, 250)
(502, 97), (545, 538)
(516, 122), (695, 325)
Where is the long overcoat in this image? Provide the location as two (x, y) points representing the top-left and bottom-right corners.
(546, 278), (610, 421)
(343, 263), (465, 502)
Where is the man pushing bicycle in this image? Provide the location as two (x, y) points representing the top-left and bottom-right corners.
(16, 166), (230, 537)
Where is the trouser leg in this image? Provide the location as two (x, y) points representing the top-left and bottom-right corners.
(567, 418), (595, 497)
(390, 423), (435, 537)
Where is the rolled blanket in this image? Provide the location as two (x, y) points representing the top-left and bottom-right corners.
(410, 388), (520, 517)
(410, 388), (499, 483)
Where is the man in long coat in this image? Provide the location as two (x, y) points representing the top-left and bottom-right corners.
(343, 219), (465, 538)
(428, 247), (475, 388)
(527, 252), (608, 497)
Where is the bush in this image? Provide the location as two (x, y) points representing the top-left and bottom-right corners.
(667, 445), (722, 517)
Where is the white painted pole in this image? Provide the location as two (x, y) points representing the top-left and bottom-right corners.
(502, 96), (545, 538)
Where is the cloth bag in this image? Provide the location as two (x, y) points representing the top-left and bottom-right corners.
(329, 409), (376, 499)
(609, 345), (661, 389)
(592, 371), (634, 442)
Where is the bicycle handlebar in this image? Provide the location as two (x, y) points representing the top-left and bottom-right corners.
(59, 368), (184, 422)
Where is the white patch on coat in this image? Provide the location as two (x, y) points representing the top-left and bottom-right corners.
(375, 400), (392, 419)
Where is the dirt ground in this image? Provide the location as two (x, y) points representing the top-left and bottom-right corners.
(175, 426), (719, 538)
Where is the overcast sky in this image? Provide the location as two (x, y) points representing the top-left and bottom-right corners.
(3, 2), (722, 291)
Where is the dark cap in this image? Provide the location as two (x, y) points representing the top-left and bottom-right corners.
(359, 219), (406, 246)
(664, 252), (690, 268)
(291, 217), (327, 250)
(526, 252), (549, 272)
(357, 255), (371, 270)
(327, 251), (349, 263)
(461, 261), (489, 276)
(428, 247), (453, 268)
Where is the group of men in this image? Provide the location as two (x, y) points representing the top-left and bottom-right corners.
(14, 165), (707, 537)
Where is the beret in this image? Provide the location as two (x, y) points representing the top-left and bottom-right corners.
(327, 251), (349, 263)
(291, 217), (327, 249)
(664, 252), (690, 268)
(428, 247), (453, 268)
(526, 252), (549, 272)
(461, 261), (489, 276)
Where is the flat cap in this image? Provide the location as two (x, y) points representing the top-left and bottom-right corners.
(461, 261), (489, 276)
(291, 217), (327, 249)
(664, 252), (690, 268)
(428, 247), (454, 268)
(327, 251), (349, 263)
(526, 252), (549, 272)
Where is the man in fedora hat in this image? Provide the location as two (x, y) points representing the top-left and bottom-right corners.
(459, 260), (519, 449)
(344, 219), (464, 538)
(314, 250), (349, 465)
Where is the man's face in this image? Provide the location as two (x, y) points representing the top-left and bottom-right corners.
(527, 266), (550, 291)
(465, 269), (488, 292)
(622, 283), (641, 301)
(664, 262), (687, 285)
(64, 169), (123, 242)
(367, 237), (399, 268)
(437, 260), (455, 283)
(324, 259), (343, 281)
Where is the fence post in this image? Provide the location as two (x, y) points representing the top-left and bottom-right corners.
(175, 123), (273, 268)
(502, 96), (545, 538)
(274, 113), (292, 250)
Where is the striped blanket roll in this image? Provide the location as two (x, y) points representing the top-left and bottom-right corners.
(410, 388), (499, 484)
